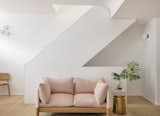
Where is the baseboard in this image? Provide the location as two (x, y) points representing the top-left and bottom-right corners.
(11, 93), (24, 95)
(0, 92), (24, 96)
(155, 102), (160, 106)
(143, 95), (155, 104)
(127, 92), (144, 96)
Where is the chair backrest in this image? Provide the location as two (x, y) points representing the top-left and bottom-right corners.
(0, 73), (10, 81)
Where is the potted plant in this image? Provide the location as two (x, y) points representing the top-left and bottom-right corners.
(113, 72), (122, 90)
(113, 61), (141, 90)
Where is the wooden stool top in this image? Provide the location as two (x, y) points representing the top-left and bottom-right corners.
(0, 73), (10, 81)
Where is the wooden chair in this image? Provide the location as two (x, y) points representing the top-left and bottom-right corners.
(0, 73), (10, 96)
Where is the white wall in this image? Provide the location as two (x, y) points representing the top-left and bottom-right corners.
(74, 67), (127, 91)
(85, 23), (145, 96)
(156, 18), (160, 105)
(0, 14), (57, 95)
(0, 56), (24, 95)
(85, 23), (145, 67)
(144, 19), (158, 105)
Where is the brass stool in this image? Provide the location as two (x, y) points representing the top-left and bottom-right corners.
(113, 96), (126, 114)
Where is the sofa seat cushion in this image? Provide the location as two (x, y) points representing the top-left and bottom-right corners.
(74, 93), (101, 107)
(40, 93), (73, 107)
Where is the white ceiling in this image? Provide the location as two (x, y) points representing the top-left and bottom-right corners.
(0, 0), (106, 14)
(0, 0), (54, 14)
(53, 0), (105, 6)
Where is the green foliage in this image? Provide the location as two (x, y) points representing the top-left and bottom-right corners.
(113, 61), (141, 81)
(113, 72), (121, 81)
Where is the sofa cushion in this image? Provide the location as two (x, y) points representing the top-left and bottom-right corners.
(46, 77), (74, 94)
(73, 93), (98, 107)
(74, 78), (97, 93)
(39, 83), (51, 104)
(94, 81), (108, 105)
(41, 93), (73, 107)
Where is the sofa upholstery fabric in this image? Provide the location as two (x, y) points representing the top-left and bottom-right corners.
(73, 93), (98, 107)
(39, 83), (51, 104)
(74, 78), (97, 93)
(47, 78), (74, 94)
(94, 81), (108, 105)
(39, 78), (107, 108)
(41, 93), (73, 107)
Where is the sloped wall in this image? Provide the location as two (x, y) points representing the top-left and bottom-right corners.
(85, 23), (145, 67)
(85, 23), (145, 96)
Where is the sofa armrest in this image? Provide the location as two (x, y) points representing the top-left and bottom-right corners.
(36, 82), (51, 106)
(36, 87), (40, 108)
(106, 88), (113, 109)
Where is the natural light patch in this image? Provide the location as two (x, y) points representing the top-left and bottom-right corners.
(0, 13), (33, 63)
(52, 4), (63, 13)
(107, 0), (125, 17)
(0, 37), (29, 63)
(52, 4), (93, 14)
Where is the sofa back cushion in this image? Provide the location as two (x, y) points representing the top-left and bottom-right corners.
(94, 80), (108, 105)
(74, 78), (98, 93)
(46, 77), (74, 94)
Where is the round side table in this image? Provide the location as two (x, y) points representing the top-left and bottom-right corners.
(113, 89), (127, 114)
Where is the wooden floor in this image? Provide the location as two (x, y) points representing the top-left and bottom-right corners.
(0, 96), (160, 116)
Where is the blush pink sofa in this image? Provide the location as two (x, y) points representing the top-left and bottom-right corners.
(36, 78), (112, 116)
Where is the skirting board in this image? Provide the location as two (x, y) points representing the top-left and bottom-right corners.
(143, 95), (157, 105)
(0, 92), (24, 96)
(127, 92), (144, 96)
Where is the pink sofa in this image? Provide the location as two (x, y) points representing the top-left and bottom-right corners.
(36, 78), (112, 116)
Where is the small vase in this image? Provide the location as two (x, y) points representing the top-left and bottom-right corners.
(117, 80), (122, 90)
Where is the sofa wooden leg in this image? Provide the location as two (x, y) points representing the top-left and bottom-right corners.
(7, 84), (10, 96)
(106, 108), (112, 116)
(36, 108), (39, 116)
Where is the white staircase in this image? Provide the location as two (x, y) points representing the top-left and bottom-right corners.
(105, 0), (125, 17)
(25, 5), (92, 62)
(109, 0), (160, 20)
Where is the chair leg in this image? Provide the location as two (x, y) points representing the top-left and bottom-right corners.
(36, 108), (39, 116)
(7, 84), (10, 96)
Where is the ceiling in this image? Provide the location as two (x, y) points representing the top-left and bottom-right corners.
(0, 0), (54, 14)
(53, 0), (105, 6)
(0, 0), (105, 14)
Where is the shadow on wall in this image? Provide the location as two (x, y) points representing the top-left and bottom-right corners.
(85, 23), (145, 67)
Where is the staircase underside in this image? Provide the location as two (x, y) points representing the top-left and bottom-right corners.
(112, 0), (160, 23)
